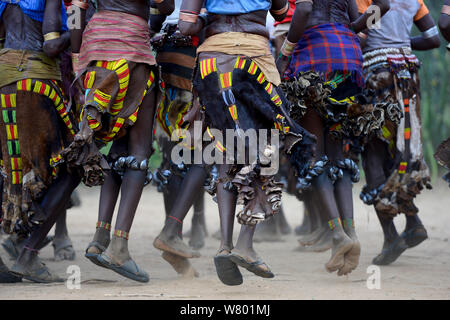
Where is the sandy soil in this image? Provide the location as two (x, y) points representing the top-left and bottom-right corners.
(1, 180), (449, 300)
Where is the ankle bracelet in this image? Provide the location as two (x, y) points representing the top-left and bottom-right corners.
(96, 221), (111, 231)
(168, 215), (183, 225)
(343, 218), (355, 229)
(24, 246), (39, 253)
(328, 218), (342, 230)
(114, 229), (129, 240)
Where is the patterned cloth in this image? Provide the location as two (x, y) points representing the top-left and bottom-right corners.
(0, 49), (62, 88)
(0, 78), (76, 233)
(360, 47), (431, 217)
(193, 52), (315, 226)
(78, 10), (156, 71)
(284, 23), (364, 88)
(154, 29), (198, 91)
(0, 49), (76, 233)
(80, 60), (157, 144)
(0, 0), (68, 31)
(197, 32), (281, 86)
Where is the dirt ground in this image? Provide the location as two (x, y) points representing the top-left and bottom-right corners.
(1, 180), (449, 300)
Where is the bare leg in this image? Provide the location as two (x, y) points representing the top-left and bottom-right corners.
(401, 214), (428, 248)
(98, 169), (122, 224)
(298, 185), (333, 247)
(97, 89), (156, 283)
(254, 212), (282, 243)
(216, 164), (237, 251)
(156, 161), (203, 276)
(295, 206), (312, 235)
(296, 189), (320, 236)
(277, 205), (291, 234)
(362, 137), (398, 246)
(163, 173), (183, 218)
(362, 137), (408, 265)
(230, 224), (274, 278)
(154, 165), (207, 258)
(234, 225), (257, 259)
(53, 209), (76, 261)
(300, 109), (353, 273)
(0, 174), (22, 282)
(326, 134), (360, 274)
(85, 149), (123, 259)
(189, 189), (207, 249)
(11, 169), (80, 282)
(213, 164), (243, 285)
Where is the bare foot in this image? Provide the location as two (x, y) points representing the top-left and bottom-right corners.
(97, 237), (149, 283)
(53, 236), (76, 261)
(307, 229), (333, 252)
(188, 218), (206, 250)
(338, 228), (361, 276)
(294, 213), (312, 236)
(229, 249), (274, 279)
(325, 228), (354, 273)
(337, 241), (361, 276)
(298, 225), (328, 246)
(162, 251), (199, 278)
(11, 255), (63, 283)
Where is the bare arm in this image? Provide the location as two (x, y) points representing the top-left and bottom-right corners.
(439, 0), (450, 42)
(43, 0), (70, 57)
(149, 0), (168, 34)
(153, 0), (175, 16)
(68, 2), (87, 54)
(270, 0), (289, 22)
(348, 0), (361, 23)
(349, 0), (390, 34)
(285, 0), (312, 45)
(178, 0), (204, 36)
(275, 0), (313, 75)
(411, 14), (441, 50)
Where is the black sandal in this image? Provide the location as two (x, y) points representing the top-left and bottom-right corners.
(96, 253), (149, 283)
(85, 241), (107, 268)
(0, 265), (22, 283)
(214, 248), (243, 286)
(229, 251), (274, 279)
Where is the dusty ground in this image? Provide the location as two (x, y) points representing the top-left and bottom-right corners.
(1, 180), (449, 300)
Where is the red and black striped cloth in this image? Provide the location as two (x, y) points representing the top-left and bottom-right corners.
(284, 23), (364, 88)
(78, 10), (156, 71)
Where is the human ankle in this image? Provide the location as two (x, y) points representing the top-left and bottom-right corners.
(17, 246), (39, 266)
(219, 242), (233, 252)
(342, 218), (357, 239)
(106, 235), (131, 263)
(327, 218), (349, 240)
(405, 215), (423, 230)
(93, 222), (111, 246)
(164, 215), (183, 238)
